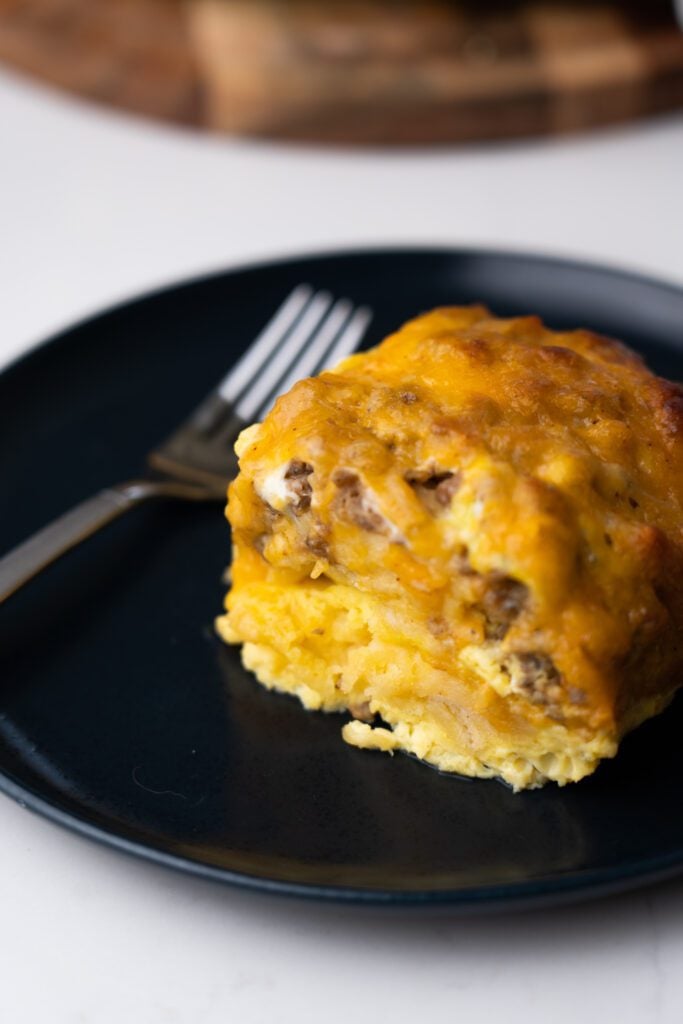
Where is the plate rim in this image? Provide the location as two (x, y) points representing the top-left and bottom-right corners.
(2, 767), (683, 908)
(4, 243), (683, 380)
(4, 244), (683, 909)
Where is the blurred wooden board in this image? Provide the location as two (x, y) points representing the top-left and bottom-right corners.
(1, 0), (682, 144)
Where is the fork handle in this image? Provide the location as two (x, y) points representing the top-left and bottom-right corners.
(0, 479), (218, 605)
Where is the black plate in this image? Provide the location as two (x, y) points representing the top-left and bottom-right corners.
(3, 248), (683, 910)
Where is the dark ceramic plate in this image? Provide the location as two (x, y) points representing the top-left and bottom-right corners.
(2, 248), (683, 909)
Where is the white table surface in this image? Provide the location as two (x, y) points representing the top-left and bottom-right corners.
(1, 66), (683, 1024)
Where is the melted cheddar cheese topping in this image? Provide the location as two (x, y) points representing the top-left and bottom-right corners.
(217, 306), (683, 789)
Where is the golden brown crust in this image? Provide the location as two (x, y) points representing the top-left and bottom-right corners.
(218, 306), (683, 788)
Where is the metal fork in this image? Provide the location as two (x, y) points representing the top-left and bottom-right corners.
(0, 285), (372, 604)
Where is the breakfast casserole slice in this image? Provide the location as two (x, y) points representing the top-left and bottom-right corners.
(216, 306), (683, 790)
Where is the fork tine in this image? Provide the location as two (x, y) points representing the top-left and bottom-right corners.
(149, 287), (371, 490)
(260, 297), (354, 415)
(235, 290), (333, 422)
(217, 284), (313, 404)
(320, 305), (373, 371)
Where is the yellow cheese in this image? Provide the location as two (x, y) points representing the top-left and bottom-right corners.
(217, 306), (683, 789)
